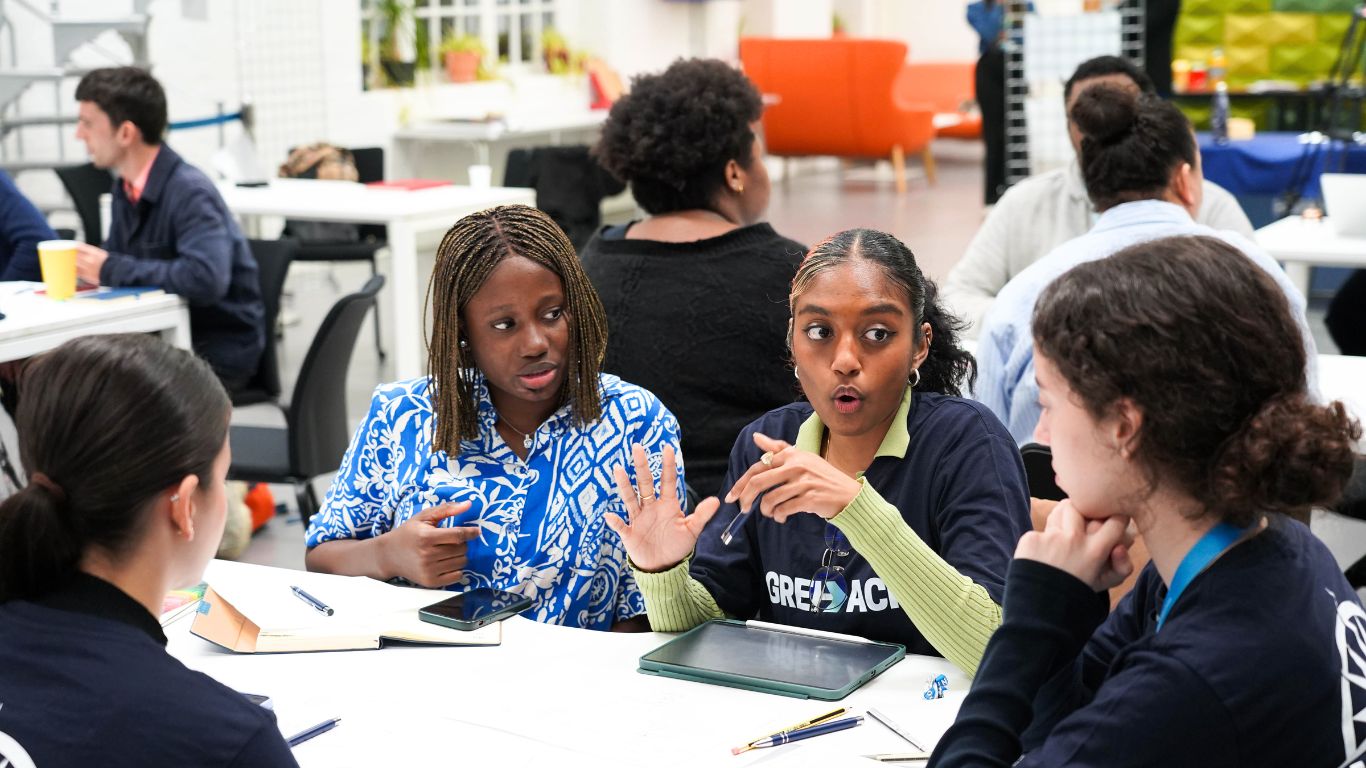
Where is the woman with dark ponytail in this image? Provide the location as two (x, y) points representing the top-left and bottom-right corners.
(932, 236), (1364, 768)
(607, 229), (1031, 675)
(0, 334), (296, 767)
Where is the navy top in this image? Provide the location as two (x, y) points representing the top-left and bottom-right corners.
(0, 573), (297, 767)
(691, 392), (1031, 654)
(931, 515), (1366, 767)
(100, 144), (265, 382)
(0, 170), (56, 282)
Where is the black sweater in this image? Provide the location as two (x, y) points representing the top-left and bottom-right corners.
(930, 515), (1365, 768)
(580, 222), (805, 498)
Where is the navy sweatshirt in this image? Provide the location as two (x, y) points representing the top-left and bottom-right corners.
(100, 144), (264, 382)
(691, 392), (1032, 654)
(931, 514), (1366, 767)
(0, 170), (56, 282)
(0, 574), (298, 767)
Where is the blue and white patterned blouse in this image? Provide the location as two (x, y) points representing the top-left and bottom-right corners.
(306, 373), (684, 630)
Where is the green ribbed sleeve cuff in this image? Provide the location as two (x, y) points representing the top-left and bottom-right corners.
(832, 479), (1003, 677)
(633, 557), (727, 632)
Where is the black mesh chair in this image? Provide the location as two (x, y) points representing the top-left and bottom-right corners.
(229, 274), (384, 526)
(53, 163), (114, 245)
(231, 239), (297, 408)
(281, 146), (387, 360)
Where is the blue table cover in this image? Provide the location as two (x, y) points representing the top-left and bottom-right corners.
(1198, 131), (1366, 200)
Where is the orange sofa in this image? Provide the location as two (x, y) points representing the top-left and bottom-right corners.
(897, 62), (981, 141)
(739, 37), (936, 193)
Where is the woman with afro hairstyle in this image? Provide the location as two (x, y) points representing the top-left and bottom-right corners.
(582, 58), (805, 500)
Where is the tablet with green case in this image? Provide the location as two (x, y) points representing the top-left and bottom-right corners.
(638, 619), (905, 700)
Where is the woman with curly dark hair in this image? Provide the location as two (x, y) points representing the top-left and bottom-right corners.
(606, 229), (1032, 675)
(582, 58), (805, 499)
(933, 235), (1364, 768)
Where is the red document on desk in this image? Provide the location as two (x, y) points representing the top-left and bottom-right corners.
(365, 179), (453, 191)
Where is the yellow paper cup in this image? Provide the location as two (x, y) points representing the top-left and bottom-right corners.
(37, 240), (79, 300)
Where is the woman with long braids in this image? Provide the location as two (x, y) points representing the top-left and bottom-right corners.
(607, 229), (1032, 674)
(305, 205), (681, 631)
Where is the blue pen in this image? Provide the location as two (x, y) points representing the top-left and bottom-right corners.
(287, 717), (341, 747)
(290, 585), (334, 616)
(745, 715), (863, 750)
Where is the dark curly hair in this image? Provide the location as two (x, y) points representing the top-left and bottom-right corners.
(789, 229), (975, 398)
(594, 58), (763, 215)
(1033, 235), (1360, 526)
(1069, 84), (1197, 212)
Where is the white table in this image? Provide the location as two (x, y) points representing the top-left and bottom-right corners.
(1255, 215), (1366, 296)
(217, 179), (534, 380)
(391, 111), (609, 182)
(167, 606), (960, 767)
(0, 283), (190, 363)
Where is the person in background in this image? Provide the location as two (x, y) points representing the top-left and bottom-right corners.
(608, 229), (1031, 676)
(0, 334), (297, 767)
(930, 236), (1363, 768)
(967, 1), (1007, 205)
(1326, 270), (1366, 356)
(1145, 0), (1182, 97)
(306, 205), (680, 632)
(582, 58), (805, 501)
(0, 170), (56, 282)
(975, 84), (1316, 445)
(944, 55), (1252, 335)
(71, 67), (264, 392)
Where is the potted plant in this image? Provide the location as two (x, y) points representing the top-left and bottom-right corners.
(441, 33), (484, 83)
(376, 0), (415, 87)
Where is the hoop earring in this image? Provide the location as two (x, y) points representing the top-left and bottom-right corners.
(908, 368), (921, 389)
(793, 366), (799, 380)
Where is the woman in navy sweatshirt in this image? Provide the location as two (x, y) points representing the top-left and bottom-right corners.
(931, 235), (1364, 767)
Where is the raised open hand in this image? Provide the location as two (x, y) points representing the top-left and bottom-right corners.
(605, 443), (720, 572)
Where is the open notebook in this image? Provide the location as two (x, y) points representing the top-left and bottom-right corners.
(191, 560), (501, 653)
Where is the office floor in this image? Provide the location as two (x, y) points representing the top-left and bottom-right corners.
(236, 141), (1345, 572)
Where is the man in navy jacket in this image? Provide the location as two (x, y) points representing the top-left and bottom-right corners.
(72, 67), (264, 390)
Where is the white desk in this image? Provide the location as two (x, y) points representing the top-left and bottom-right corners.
(0, 283), (190, 363)
(167, 609), (960, 767)
(1255, 216), (1366, 296)
(391, 111), (608, 182)
(217, 179), (534, 379)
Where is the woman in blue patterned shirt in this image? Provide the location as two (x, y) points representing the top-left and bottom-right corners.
(305, 205), (682, 631)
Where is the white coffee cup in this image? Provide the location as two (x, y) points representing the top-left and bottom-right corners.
(467, 164), (493, 188)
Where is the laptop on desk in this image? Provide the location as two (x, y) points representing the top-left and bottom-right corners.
(1320, 173), (1366, 237)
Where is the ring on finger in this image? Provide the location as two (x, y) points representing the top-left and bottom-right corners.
(760, 451), (775, 467)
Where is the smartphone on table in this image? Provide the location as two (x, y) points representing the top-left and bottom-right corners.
(418, 588), (533, 631)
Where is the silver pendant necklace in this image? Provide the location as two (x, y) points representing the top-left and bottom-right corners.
(500, 417), (534, 450)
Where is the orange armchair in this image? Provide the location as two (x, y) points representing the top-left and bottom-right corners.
(739, 37), (936, 193)
(896, 62), (982, 141)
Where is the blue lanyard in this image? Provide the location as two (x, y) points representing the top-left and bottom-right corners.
(1155, 522), (1245, 632)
